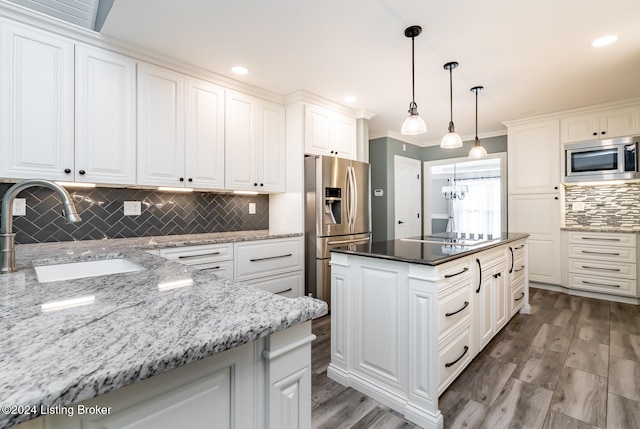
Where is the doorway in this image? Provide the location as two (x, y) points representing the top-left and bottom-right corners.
(423, 154), (507, 236)
(394, 155), (422, 239)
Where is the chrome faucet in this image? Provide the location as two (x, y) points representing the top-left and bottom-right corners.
(1, 179), (81, 274)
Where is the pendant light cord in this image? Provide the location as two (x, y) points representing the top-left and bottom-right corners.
(475, 88), (478, 138)
(449, 67), (453, 123)
(411, 35), (416, 104)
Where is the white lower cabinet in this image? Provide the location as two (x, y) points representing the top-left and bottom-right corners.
(156, 243), (234, 280)
(328, 239), (529, 429)
(14, 321), (314, 429)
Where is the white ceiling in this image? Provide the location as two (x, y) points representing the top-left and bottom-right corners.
(101, 0), (640, 146)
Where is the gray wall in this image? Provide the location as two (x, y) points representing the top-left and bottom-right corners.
(369, 134), (507, 242)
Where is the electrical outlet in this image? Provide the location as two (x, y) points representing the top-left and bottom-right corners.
(123, 201), (141, 216)
(249, 203), (256, 214)
(572, 202), (586, 211)
(13, 198), (26, 216)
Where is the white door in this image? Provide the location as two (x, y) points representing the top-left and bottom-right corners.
(394, 155), (422, 239)
(75, 44), (136, 185)
(0, 21), (74, 180)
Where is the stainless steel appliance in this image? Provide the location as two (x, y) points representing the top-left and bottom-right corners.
(305, 155), (370, 309)
(563, 136), (639, 182)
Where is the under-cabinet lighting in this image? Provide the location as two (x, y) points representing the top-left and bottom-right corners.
(157, 187), (193, 193)
(55, 181), (96, 188)
(41, 296), (95, 312)
(233, 190), (259, 195)
(565, 180), (626, 187)
(158, 278), (193, 291)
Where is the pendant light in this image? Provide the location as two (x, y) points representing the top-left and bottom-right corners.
(400, 26), (427, 135)
(440, 61), (463, 148)
(468, 86), (488, 159)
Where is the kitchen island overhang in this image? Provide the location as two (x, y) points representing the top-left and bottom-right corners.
(328, 233), (529, 429)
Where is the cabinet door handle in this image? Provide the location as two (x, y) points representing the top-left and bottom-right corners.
(476, 258), (482, 293)
(514, 245), (525, 250)
(200, 266), (222, 271)
(582, 280), (621, 288)
(515, 292), (525, 302)
(275, 288), (293, 295)
(581, 250), (620, 256)
(581, 265), (621, 272)
(178, 252), (221, 259)
(445, 345), (469, 368)
(493, 272), (502, 278)
(514, 266), (525, 272)
(444, 267), (469, 278)
(509, 247), (514, 273)
(445, 301), (469, 317)
(250, 253), (292, 262)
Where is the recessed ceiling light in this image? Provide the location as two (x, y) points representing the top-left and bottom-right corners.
(591, 35), (618, 47)
(232, 66), (249, 75)
(344, 95), (357, 103)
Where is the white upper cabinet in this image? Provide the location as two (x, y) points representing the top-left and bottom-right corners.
(75, 44), (137, 185)
(304, 104), (356, 159)
(225, 90), (285, 192)
(137, 62), (186, 187)
(560, 105), (640, 143)
(185, 78), (225, 190)
(0, 20), (74, 180)
(507, 119), (561, 194)
(137, 63), (226, 190)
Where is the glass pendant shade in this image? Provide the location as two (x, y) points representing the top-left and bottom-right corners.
(441, 129), (463, 148)
(468, 139), (488, 159)
(402, 107), (427, 135)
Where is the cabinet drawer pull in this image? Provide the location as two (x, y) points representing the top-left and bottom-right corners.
(250, 253), (293, 262)
(509, 247), (514, 273)
(514, 266), (525, 272)
(514, 245), (525, 250)
(581, 237), (621, 241)
(445, 345), (469, 368)
(178, 252), (221, 259)
(444, 267), (469, 278)
(581, 280), (621, 288)
(493, 272), (502, 278)
(275, 288), (293, 295)
(581, 250), (620, 256)
(581, 265), (621, 272)
(476, 259), (482, 293)
(445, 301), (469, 317)
(515, 292), (525, 302)
(200, 266), (221, 271)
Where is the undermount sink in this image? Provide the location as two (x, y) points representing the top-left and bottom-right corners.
(34, 258), (146, 283)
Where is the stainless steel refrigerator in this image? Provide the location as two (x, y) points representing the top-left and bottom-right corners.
(305, 155), (370, 309)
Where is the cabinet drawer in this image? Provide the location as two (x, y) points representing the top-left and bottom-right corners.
(511, 278), (526, 316)
(243, 271), (302, 298)
(438, 325), (471, 394)
(439, 258), (471, 290)
(568, 259), (636, 280)
(568, 244), (635, 263)
(159, 243), (234, 264)
(191, 260), (234, 280)
(438, 283), (471, 339)
(568, 232), (635, 247)
(569, 273), (637, 297)
(235, 238), (302, 280)
(476, 248), (504, 270)
(509, 253), (526, 282)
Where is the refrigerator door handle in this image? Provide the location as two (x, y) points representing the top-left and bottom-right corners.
(327, 237), (370, 245)
(350, 166), (358, 232)
(345, 166), (353, 232)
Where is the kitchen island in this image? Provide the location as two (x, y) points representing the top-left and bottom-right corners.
(328, 233), (529, 429)
(0, 231), (327, 429)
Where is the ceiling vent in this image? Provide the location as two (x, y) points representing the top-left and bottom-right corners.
(8, 0), (100, 30)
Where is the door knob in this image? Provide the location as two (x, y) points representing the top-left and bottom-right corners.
(398, 220), (405, 224)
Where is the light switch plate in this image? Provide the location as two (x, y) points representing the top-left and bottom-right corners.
(13, 198), (26, 216)
(124, 201), (141, 216)
(249, 203), (256, 214)
(572, 202), (586, 211)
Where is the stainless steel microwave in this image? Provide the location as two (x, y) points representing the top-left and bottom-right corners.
(563, 136), (640, 182)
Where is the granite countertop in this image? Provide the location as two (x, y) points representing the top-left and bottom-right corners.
(331, 232), (530, 266)
(0, 230), (326, 429)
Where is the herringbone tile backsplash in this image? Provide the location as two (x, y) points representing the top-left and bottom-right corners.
(0, 185), (269, 244)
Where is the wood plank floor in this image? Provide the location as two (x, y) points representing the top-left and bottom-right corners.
(310, 286), (640, 429)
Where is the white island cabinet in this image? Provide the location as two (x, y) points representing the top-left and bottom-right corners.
(11, 322), (315, 429)
(328, 236), (529, 429)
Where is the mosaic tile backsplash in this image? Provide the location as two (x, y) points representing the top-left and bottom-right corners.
(564, 182), (640, 228)
(0, 185), (269, 244)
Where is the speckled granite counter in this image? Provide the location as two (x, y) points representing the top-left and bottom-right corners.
(0, 231), (327, 428)
(331, 232), (529, 265)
